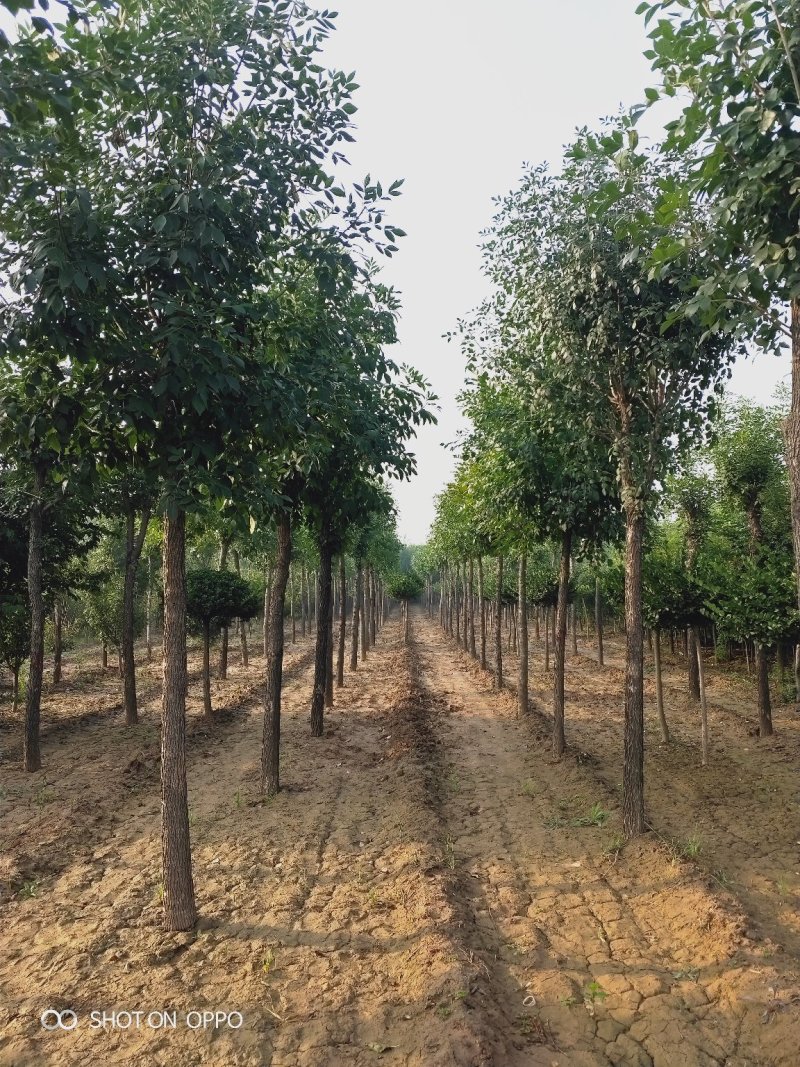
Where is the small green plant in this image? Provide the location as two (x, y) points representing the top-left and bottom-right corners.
(573, 802), (608, 827)
(672, 968), (699, 982)
(234, 789), (243, 810)
(447, 771), (461, 794)
(521, 779), (537, 797)
(435, 1004), (451, 1020)
(680, 833), (703, 859)
(713, 868), (733, 889)
(560, 994), (578, 1008)
(155, 882), (164, 903)
(18, 879), (39, 899)
(776, 876), (791, 898)
(444, 836), (456, 870)
(262, 949), (276, 977)
(454, 990), (468, 1001)
(603, 833), (625, 861)
(367, 888), (382, 909)
(33, 786), (57, 809)
(584, 980), (606, 1002)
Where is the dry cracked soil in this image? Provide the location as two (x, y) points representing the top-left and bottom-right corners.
(0, 607), (798, 1066)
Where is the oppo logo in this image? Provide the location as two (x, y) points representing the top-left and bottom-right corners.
(40, 1009), (78, 1031)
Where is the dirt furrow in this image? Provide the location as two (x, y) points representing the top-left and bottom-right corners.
(414, 609), (800, 1067)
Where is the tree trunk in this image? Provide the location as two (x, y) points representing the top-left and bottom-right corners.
(337, 555), (347, 688)
(53, 600), (63, 684)
(518, 552), (528, 717)
(654, 628), (670, 744)
(756, 643), (773, 737)
(290, 564), (296, 645)
(360, 568), (368, 661)
(23, 462), (45, 773)
(301, 561), (307, 637)
(478, 556), (486, 670)
(404, 599), (410, 644)
(325, 576), (334, 708)
(469, 558), (476, 658)
(232, 549), (248, 668)
(785, 298), (800, 617)
(694, 623), (710, 764)
(553, 529), (572, 757)
(202, 620), (212, 717)
(102, 642), (108, 669)
(310, 536), (333, 737)
(350, 562), (363, 670)
(146, 553), (153, 663)
(595, 576), (604, 667)
(262, 515), (291, 796)
(544, 607), (550, 672)
(160, 508), (196, 930)
(494, 556), (503, 690)
(570, 600), (578, 655)
(687, 627), (700, 702)
(622, 509), (646, 838)
(263, 563), (273, 659)
(217, 538), (231, 680)
(12, 666), (20, 716)
(122, 506), (151, 726)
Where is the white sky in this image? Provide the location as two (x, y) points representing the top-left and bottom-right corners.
(320, 0), (792, 544)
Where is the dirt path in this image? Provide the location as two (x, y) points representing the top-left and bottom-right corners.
(2, 612), (799, 1066)
(412, 609), (800, 1066)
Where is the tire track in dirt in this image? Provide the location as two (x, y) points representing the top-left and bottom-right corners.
(414, 609), (800, 1067)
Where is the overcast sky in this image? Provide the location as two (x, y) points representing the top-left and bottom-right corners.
(320, 0), (792, 544)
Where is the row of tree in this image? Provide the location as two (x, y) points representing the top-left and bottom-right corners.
(0, 0), (433, 930)
(420, 0), (800, 838)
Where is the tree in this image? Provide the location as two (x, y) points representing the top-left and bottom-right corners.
(640, 0), (800, 615)
(387, 570), (423, 644)
(481, 122), (738, 835)
(186, 569), (259, 718)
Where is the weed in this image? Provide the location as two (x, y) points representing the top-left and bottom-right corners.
(584, 980), (607, 1002)
(517, 1013), (535, 1036)
(521, 779), (536, 797)
(680, 833), (703, 859)
(447, 771), (461, 794)
(454, 990), (468, 1001)
(573, 802), (608, 828)
(234, 789), (243, 810)
(603, 833), (625, 861)
(672, 968), (699, 982)
(18, 879), (39, 899)
(776, 876), (791, 898)
(560, 994), (578, 1008)
(262, 949), (276, 977)
(443, 836), (456, 870)
(33, 786), (57, 808)
(154, 882), (164, 903)
(367, 888), (382, 909)
(435, 1004), (451, 1020)
(713, 868), (733, 889)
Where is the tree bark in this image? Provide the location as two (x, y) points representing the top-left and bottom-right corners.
(23, 462), (45, 773)
(262, 514), (291, 796)
(494, 556), (503, 690)
(122, 506), (151, 726)
(695, 623), (710, 764)
(478, 556), (486, 670)
(232, 549), (248, 668)
(687, 627), (700, 702)
(552, 529), (572, 757)
(622, 509), (646, 838)
(218, 537), (231, 679)
(263, 563), (273, 658)
(518, 552), (528, 717)
(310, 536), (333, 737)
(146, 552), (153, 663)
(201, 620), (212, 717)
(290, 564), (296, 645)
(469, 558), (476, 658)
(52, 600), (63, 684)
(350, 562), (363, 670)
(595, 575), (604, 667)
(337, 554), (346, 688)
(325, 575), (334, 708)
(359, 568), (368, 660)
(654, 628), (670, 744)
(756, 643), (773, 736)
(786, 298), (800, 616)
(160, 508), (196, 930)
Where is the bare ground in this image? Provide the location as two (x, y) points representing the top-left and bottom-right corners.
(0, 609), (797, 1066)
